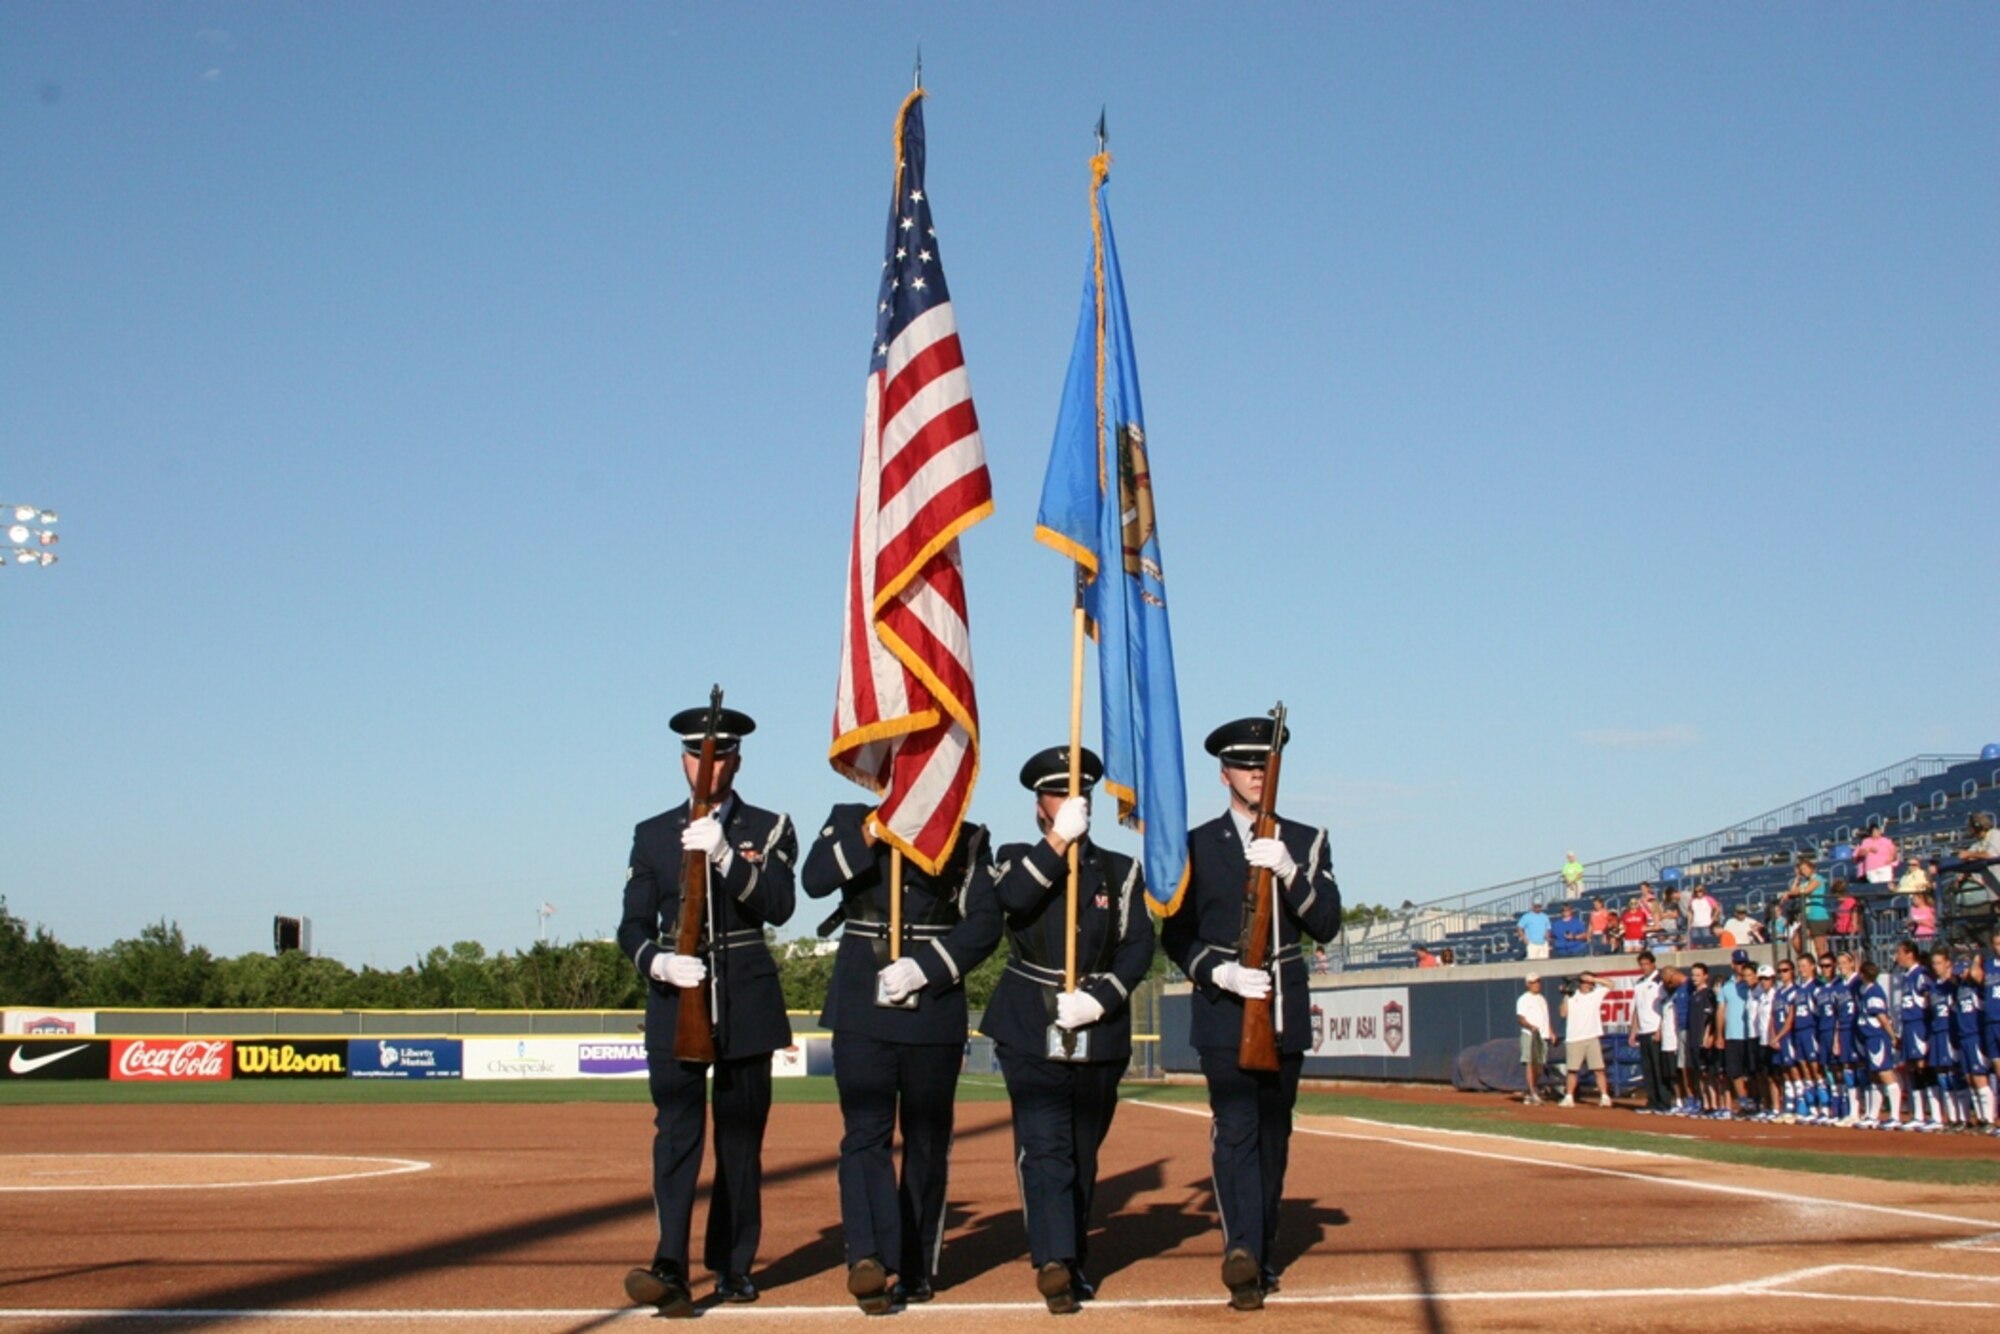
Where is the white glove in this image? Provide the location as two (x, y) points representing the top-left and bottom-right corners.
(1246, 837), (1297, 882)
(1056, 989), (1106, 1030)
(682, 816), (727, 864)
(1052, 796), (1090, 845)
(651, 952), (707, 989)
(1213, 961), (1272, 1000)
(878, 957), (927, 1002)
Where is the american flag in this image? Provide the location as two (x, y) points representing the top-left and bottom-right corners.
(831, 88), (992, 875)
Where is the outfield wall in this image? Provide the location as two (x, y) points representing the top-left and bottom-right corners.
(0, 1008), (841, 1085)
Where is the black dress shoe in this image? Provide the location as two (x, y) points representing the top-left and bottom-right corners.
(1037, 1260), (1078, 1315)
(716, 1273), (758, 1303)
(624, 1261), (694, 1318)
(1261, 1266), (1281, 1294)
(895, 1278), (934, 1303)
(1069, 1266), (1096, 1301)
(1222, 1247), (1263, 1311)
(848, 1257), (895, 1316)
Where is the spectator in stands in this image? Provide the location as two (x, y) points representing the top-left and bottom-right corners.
(1856, 822), (1899, 894)
(1439, 947), (1457, 967)
(1654, 890), (1684, 950)
(1687, 883), (1720, 949)
(1717, 903), (1764, 948)
(1619, 897), (1649, 954)
(1637, 882), (1660, 923)
(1589, 898), (1616, 955)
(1908, 890), (1937, 942)
(1550, 902), (1590, 958)
(1559, 972), (1614, 1108)
(1964, 812), (1999, 862)
(1896, 857), (1932, 898)
(1518, 901), (1552, 961)
(1414, 944), (1441, 969)
(1561, 851), (1585, 898)
(1517, 974), (1552, 1105)
(1781, 855), (1830, 952)
(1312, 946), (1329, 975)
(1629, 950), (1669, 1113)
(1832, 879), (1865, 946)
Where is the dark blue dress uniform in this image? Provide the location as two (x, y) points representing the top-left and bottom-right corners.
(982, 747), (1155, 1311)
(801, 803), (1002, 1305)
(617, 786), (797, 1308)
(1162, 719), (1342, 1308)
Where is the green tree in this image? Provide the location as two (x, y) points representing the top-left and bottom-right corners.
(776, 938), (836, 1013)
(0, 896), (81, 1006)
(86, 920), (217, 1006)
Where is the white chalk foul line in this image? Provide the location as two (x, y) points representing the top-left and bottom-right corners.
(1128, 1099), (2000, 1234)
(0, 1153), (432, 1192)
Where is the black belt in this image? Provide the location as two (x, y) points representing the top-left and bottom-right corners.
(714, 929), (769, 952)
(842, 921), (955, 942)
(1205, 942), (1305, 966)
(1006, 959), (1115, 989)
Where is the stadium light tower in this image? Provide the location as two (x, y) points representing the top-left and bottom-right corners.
(2, 503), (59, 569)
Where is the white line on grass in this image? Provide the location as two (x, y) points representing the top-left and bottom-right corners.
(1128, 1099), (2000, 1233)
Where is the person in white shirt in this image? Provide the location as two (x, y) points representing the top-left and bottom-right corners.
(1516, 975), (1553, 1105)
(1559, 972), (1614, 1108)
(1628, 951), (1669, 1112)
(1717, 908), (1763, 946)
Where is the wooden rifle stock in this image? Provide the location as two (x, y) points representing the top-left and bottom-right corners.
(1236, 703), (1287, 1073)
(672, 686), (724, 1063)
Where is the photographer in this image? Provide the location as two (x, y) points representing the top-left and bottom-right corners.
(1558, 972), (1614, 1108)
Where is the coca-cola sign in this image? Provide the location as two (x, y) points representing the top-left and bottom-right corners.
(111, 1039), (234, 1082)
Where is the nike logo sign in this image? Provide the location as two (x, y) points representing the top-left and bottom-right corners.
(8, 1044), (88, 1075)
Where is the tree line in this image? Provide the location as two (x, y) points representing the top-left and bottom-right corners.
(0, 897), (1012, 1013)
(3, 896), (1387, 1014)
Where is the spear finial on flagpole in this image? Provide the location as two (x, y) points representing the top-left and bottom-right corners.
(1096, 107), (1107, 154)
(913, 47), (923, 91)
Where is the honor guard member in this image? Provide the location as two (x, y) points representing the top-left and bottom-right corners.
(801, 804), (1002, 1312)
(1162, 715), (1343, 1311)
(619, 706), (797, 1316)
(983, 746), (1154, 1314)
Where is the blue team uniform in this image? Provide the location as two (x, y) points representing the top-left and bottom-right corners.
(1814, 977), (1841, 1064)
(1791, 980), (1822, 1064)
(1926, 978), (1958, 1069)
(1831, 974), (1860, 1067)
(1984, 951), (2000, 1063)
(1952, 975), (1988, 1077)
(1859, 982), (1895, 1074)
(1771, 984), (1796, 1070)
(1899, 966), (1932, 1065)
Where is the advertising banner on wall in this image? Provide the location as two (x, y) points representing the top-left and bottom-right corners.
(2, 1038), (111, 1081)
(233, 1040), (350, 1080)
(3, 1010), (97, 1037)
(462, 1038), (582, 1081)
(110, 1038), (233, 1082)
(348, 1039), (464, 1080)
(1306, 987), (1411, 1059)
(576, 1039), (648, 1078)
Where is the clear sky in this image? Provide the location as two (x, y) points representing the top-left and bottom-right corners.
(4, 3), (1994, 966)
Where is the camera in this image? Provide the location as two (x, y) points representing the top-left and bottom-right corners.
(1559, 980), (1577, 997)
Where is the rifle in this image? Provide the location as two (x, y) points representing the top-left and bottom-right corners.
(1236, 701), (1288, 1073)
(671, 684), (724, 1063)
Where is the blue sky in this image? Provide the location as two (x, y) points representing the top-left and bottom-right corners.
(4, 4), (1994, 965)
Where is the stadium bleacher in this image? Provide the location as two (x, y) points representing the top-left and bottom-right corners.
(1341, 753), (2000, 971)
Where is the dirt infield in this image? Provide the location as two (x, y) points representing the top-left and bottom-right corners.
(2, 1087), (1997, 1330)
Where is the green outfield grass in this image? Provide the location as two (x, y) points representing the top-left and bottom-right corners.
(1133, 1084), (2000, 1189)
(0, 1074), (1016, 1106)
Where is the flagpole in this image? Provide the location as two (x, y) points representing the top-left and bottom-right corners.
(1064, 563), (1086, 994)
(889, 846), (904, 963)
